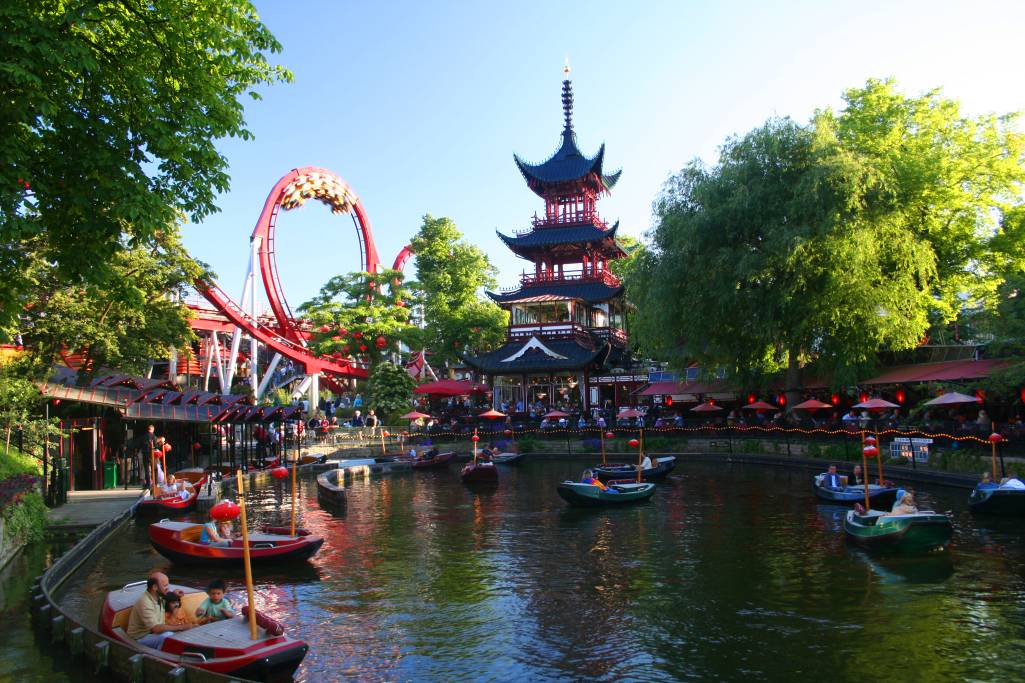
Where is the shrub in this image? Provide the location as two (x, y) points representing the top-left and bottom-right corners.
(3, 490), (46, 544)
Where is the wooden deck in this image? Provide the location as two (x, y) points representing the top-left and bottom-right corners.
(45, 489), (143, 532)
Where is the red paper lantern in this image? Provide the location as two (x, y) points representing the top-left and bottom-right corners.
(747, 393), (756, 404)
(338, 327), (348, 337)
(628, 438), (639, 448)
(1020, 387), (1025, 403)
(504, 429), (513, 436)
(192, 442), (201, 451)
(342, 345), (350, 354)
(318, 324), (331, 333)
(353, 331), (362, 339)
(605, 431), (615, 439)
(665, 396), (673, 406)
(975, 389), (985, 403)
(382, 430), (390, 437)
(210, 501), (240, 521)
(375, 335), (387, 349)
(989, 432), (1003, 443)
(895, 389), (906, 404)
(471, 435), (480, 442)
(776, 393), (786, 407)
(863, 445), (879, 457)
(859, 391), (869, 404)
(395, 300), (405, 308)
(830, 393), (840, 406)
(271, 466), (288, 480)
(359, 344), (368, 352)
(864, 435), (877, 445)
(402, 431), (409, 436)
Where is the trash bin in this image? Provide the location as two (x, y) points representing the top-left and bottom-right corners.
(103, 461), (118, 489)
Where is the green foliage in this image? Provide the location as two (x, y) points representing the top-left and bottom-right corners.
(300, 269), (419, 368)
(0, 0), (291, 331)
(12, 229), (202, 381)
(410, 215), (507, 364)
(2, 490), (46, 544)
(630, 78), (1025, 390)
(516, 436), (539, 453)
(0, 444), (41, 480)
(366, 361), (415, 422)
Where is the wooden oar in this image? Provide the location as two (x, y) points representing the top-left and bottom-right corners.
(236, 470), (257, 640)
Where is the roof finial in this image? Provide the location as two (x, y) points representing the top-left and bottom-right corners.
(561, 59), (573, 134)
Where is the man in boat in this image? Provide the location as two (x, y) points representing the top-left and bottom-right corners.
(127, 574), (193, 648)
(848, 464), (865, 487)
(640, 454), (653, 470)
(820, 465), (844, 490)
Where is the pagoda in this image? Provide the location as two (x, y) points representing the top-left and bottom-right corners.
(465, 68), (633, 413)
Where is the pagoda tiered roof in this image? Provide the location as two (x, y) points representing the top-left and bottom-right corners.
(487, 279), (623, 305)
(496, 220), (624, 259)
(514, 133), (621, 196)
(463, 335), (611, 373)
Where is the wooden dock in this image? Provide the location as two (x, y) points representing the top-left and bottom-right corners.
(45, 489), (143, 533)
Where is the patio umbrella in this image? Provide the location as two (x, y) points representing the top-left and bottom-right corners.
(852, 398), (899, 411)
(400, 411), (432, 420)
(924, 392), (980, 406)
(690, 402), (723, 412)
(791, 399), (833, 411)
(617, 408), (643, 419)
(479, 409), (506, 419)
(543, 410), (570, 419)
(742, 401), (777, 411)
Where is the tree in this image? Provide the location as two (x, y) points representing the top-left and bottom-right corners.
(366, 361), (416, 422)
(819, 79), (1025, 333)
(299, 269), (419, 369)
(13, 227), (204, 382)
(631, 116), (937, 395)
(410, 215), (507, 365)
(0, 0), (291, 329)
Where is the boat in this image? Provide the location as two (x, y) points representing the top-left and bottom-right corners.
(491, 452), (524, 465)
(969, 484), (1025, 515)
(557, 481), (656, 507)
(99, 581), (307, 680)
(316, 469), (347, 508)
(593, 456), (676, 482)
(172, 467), (209, 485)
(136, 477), (207, 518)
(410, 451), (456, 470)
(843, 507), (953, 553)
(298, 454), (327, 466)
(812, 473), (898, 510)
(460, 462), (498, 485)
(148, 520), (323, 565)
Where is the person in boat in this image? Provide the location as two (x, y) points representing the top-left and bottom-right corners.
(980, 471), (994, 487)
(580, 469), (610, 491)
(201, 516), (234, 547)
(477, 444), (494, 462)
(848, 464), (865, 487)
(820, 465), (844, 490)
(999, 472), (1025, 489)
(127, 575), (193, 648)
(640, 454), (653, 470)
(884, 492), (918, 517)
(163, 592), (191, 627)
(195, 579), (235, 623)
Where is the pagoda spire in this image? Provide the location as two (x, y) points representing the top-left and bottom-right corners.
(561, 62), (573, 134)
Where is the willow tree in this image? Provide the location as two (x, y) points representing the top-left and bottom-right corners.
(630, 116), (937, 394)
(410, 215), (507, 366)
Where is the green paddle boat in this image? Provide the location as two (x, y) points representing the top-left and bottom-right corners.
(557, 481), (655, 507)
(843, 508), (952, 553)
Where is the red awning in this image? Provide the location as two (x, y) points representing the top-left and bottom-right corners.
(860, 359), (1014, 385)
(413, 379), (488, 396)
(635, 381), (686, 396)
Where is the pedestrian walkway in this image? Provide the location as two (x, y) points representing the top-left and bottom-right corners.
(46, 489), (143, 532)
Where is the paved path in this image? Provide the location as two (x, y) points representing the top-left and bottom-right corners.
(46, 489), (143, 532)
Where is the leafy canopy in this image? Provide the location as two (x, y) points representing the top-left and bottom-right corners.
(366, 361), (416, 421)
(410, 215), (507, 364)
(0, 0), (291, 329)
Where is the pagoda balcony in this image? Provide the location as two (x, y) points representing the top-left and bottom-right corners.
(528, 209), (608, 231)
(591, 326), (628, 346)
(514, 268), (621, 289)
(508, 322), (594, 345)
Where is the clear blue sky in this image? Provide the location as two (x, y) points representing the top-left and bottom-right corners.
(184, 0), (1025, 311)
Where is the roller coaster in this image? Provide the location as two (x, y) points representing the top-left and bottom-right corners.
(185, 166), (412, 404)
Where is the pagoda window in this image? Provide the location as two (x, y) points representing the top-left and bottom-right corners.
(609, 299), (625, 331)
(591, 304), (609, 328)
(570, 301), (587, 326)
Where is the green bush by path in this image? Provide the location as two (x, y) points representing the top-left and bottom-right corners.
(2, 490), (46, 545)
(0, 445), (41, 481)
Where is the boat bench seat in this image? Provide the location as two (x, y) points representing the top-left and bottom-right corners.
(179, 525), (203, 543)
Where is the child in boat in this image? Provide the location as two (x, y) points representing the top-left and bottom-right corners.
(980, 471), (995, 487)
(580, 469), (610, 491)
(201, 517), (234, 547)
(884, 492), (918, 517)
(195, 579), (235, 623)
(163, 592), (191, 627)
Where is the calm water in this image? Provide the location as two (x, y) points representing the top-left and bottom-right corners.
(22, 461), (1025, 681)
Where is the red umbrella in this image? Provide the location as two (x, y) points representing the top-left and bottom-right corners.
(479, 409), (506, 419)
(412, 379), (488, 396)
(400, 411), (432, 420)
(791, 399), (833, 411)
(742, 401), (777, 411)
(924, 392), (980, 406)
(543, 410), (570, 419)
(690, 402), (723, 412)
(617, 408), (643, 419)
(852, 398), (899, 411)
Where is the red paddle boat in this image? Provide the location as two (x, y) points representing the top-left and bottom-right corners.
(460, 461), (498, 485)
(411, 450), (456, 470)
(100, 581), (307, 681)
(148, 520), (323, 565)
(136, 476), (207, 518)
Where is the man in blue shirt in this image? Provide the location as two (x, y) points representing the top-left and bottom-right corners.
(821, 464), (844, 490)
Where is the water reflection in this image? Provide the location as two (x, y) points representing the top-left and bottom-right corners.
(45, 461), (1025, 682)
